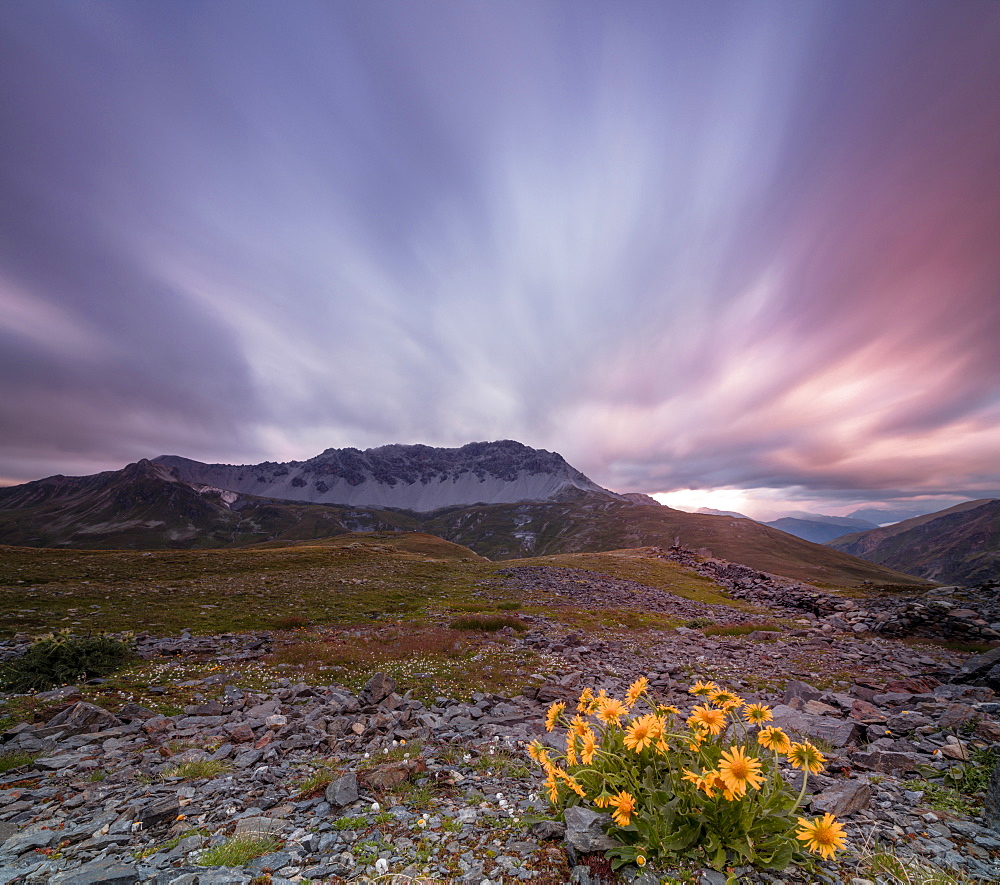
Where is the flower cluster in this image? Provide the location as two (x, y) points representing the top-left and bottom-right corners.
(527, 676), (847, 873)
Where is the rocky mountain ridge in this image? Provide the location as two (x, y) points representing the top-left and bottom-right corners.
(154, 441), (621, 512)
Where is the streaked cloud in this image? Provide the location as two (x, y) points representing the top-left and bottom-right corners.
(0, 0), (997, 516)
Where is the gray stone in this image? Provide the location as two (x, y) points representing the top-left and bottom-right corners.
(359, 672), (396, 706)
(2, 826), (60, 855)
(136, 796), (180, 829)
(783, 680), (822, 705)
(324, 771), (359, 807)
(50, 856), (140, 885)
(530, 819), (565, 840)
(564, 804), (617, 852)
(45, 701), (122, 734)
(234, 815), (287, 836)
(811, 780), (872, 816)
(851, 749), (923, 774)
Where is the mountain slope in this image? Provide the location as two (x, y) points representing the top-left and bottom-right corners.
(827, 499), (1000, 584)
(154, 440), (621, 511)
(420, 501), (929, 587)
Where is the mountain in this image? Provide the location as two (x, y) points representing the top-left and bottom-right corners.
(827, 499), (1000, 584)
(763, 514), (879, 544)
(0, 459), (416, 549)
(154, 440), (622, 511)
(0, 443), (931, 588)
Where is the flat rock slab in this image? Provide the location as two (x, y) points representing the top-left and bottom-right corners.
(50, 856), (139, 885)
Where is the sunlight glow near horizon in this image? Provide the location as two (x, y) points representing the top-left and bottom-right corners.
(653, 488), (760, 518)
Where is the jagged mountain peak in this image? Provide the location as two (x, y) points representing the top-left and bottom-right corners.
(154, 440), (621, 512)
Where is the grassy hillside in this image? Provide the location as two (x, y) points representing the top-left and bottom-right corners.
(424, 502), (930, 588)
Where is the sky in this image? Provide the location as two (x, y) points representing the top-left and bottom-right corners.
(1, 0), (999, 521)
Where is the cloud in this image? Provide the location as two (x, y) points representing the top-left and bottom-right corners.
(0, 0), (997, 515)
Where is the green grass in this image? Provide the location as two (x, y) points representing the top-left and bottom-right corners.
(198, 834), (282, 867)
(903, 780), (976, 816)
(331, 815), (368, 831)
(162, 760), (232, 781)
(856, 846), (974, 883)
(0, 750), (39, 773)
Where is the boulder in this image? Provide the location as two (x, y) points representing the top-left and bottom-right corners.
(50, 857), (139, 885)
(325, 771), (359, 807)
(359, 672), (396, 707)
(135, 797), (180, 830)
(564, 805), (617, 852)
(810, 780), (872, 816)
(45, 701), (121, 734)
(358, 758), (427, 791)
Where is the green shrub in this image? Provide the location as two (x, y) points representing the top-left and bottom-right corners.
(449, 615), (526, 632)
(684, 617), (715, 629)
(1, 633), (135, 692)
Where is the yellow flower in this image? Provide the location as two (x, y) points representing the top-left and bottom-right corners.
(709, 689), (744, 710)
(796, 813), (847, 860)
(636, 854), (646, 867)
(580, 728), (597, 765)
(688, 680), (719, 697)
(756, 726), (792, 754)
(658, 704), (681, 716)
(687, 704), (727, 735)
(717, 746), (766, 797)
(624, 714), (658, 753)
(788, 741), (826, 774)
(545, 701), (565, 732)
(625, 677), (649, 706)
(565, 733), (577, 766)
(682, 768), (717, 798)
(577, 687), (595, 714)
(608, 790), (636, 827)
(743, 703), (773, 725)
(593, 793), (612, 808)
(569, 715), (589, 738)
(654, 737), (671, 756)
(687, 726), (708, 751)
(556, 768), (586, 797)
(595, 696), (629, 725)
(544, 769), (559, 803)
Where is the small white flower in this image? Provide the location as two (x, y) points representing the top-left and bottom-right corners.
(374, 857), (389, 875)
(417, 817), (427, 828)
(371, 801), (380, 812)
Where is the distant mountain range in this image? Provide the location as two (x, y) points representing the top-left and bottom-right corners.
(827, 499), (1000, 585)
(0, 441), (927, 589)
(762, 514), (879, 544)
